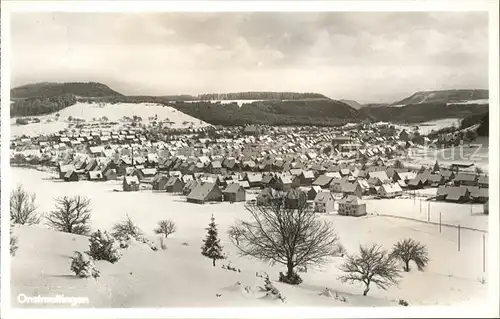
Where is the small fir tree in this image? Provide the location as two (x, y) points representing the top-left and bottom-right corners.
(432, 161), (439, 173)
(201, 214), (225, 267)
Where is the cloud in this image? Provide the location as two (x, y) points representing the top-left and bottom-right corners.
(10, 11), (488, 102)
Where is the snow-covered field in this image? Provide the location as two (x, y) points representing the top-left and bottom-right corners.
(395, 118), (461, 135)
(10, 167), (489, 308)
(10, 102), (210, 137)
(447, 99), (489, 106)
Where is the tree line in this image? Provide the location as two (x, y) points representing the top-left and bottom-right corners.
(10, 94), (77, 117)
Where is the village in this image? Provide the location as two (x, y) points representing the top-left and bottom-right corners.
(9, 115), (489, 219)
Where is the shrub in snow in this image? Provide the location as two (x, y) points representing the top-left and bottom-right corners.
(319, 287), (334, 298)
(259, 275), (280, 294)
(10, 184), (41, 225)
(258, 276), (286, 302)
(279, 271), (303, 285)
(319, 288), (347, 302)
(478, 277), (487, 285)
(111, 214), (143, 242)
(398, 299), (409, 307)
(118, 238), (129, 249)
(70, 251), (100, 279)
(87, 230), (121, 263)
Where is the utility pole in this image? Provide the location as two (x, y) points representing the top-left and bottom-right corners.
(427, 201), (430, 222)
(458, 224), (461, 252)
(439, 212), (442, 233)
(483, 234), (486, 273)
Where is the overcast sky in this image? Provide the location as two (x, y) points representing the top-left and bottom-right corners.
(11, 12), (488, 103)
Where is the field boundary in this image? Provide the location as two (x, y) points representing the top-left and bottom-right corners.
(375, 213), (488, 233)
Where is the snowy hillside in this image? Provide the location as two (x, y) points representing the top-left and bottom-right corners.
(11, 102), (210, 137)
(10, 168), (489, 309)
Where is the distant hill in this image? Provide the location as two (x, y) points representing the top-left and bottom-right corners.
(92, 95), (363, 126)
(197, 92), (328, 101)
(339, 99), (364, 110)
(392, 89), (488, 106)
(460, 112), (489, 136)
(10, 82), (490, 126)
(359, 102), (489, 124)
(11, 82), (123, 99)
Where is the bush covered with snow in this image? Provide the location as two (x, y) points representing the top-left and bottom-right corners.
(258, 276), (286, 303)
(279, 271), (303, 285)
(111, 214), (157, 250)
(398, 299), (409, 306)
(70, 251), (100, 279)
(10, 233), (19, 256)
(87, 230), (122, 263)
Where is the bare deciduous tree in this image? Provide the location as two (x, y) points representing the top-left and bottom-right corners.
(10, 184), (40, 225)
(227, 225), (245, 246)
(154, 220), (177, 238)
(231, 196), (339, 284)
(390, 238), (429, 272)
(45, 196), (92, 235)
(339, 244), (401, 296)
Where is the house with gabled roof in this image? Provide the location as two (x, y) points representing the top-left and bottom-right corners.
(284, 188), (307, 209)
(307, 185), (323, 201)
(478, 175), (489, 188)
(367, 171), (390, 186)
(314, 191), (336, 214)
(338, 195), (367, 217)
(152, 174), (169, 191)
(59, 164), (76, 179)
(165, 176), (184, 193)
(342, 182), (363, 198)
(256, 187), (280, 206)
(63, 170), (79, 182)
(88, 170), (104, 181)
(183, 180), (200, 196)
(187, 182), (223, 204)
(104, 168), (117, 181)
(312, 174), (334, 189)
(123, 175), (140, 192)
(274, 174), (293, 191)
(453, 173), (478, 187)
(428, 174), (445, 187)
(295, 170), (315, 186)
(245, 173), (263, 188)
(377, 183), (403, 198)
(134, 168), (157, 183)
(222, 183), (246, 202)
